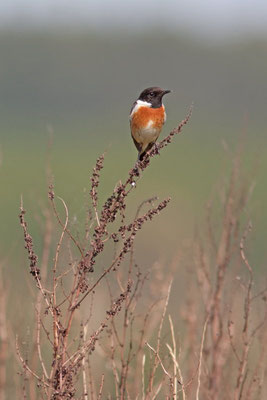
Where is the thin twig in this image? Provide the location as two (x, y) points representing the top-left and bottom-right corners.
(36, 306), (49, 379)
(82, 325), (89, 400)
(97, 374), (105, 400)
(146, 342), (172, 380)
(16, 336), (49, 388)
(196, 315), (209, 400)
(167, 315), (186, 400)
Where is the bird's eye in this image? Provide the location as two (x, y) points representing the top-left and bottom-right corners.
(149, 92), (155, 97)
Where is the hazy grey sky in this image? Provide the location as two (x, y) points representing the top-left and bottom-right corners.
(1, 0), (267, 39)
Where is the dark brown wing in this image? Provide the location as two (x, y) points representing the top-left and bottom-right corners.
(129, 100), (137, 116)
(131, 134), (142, 154)
(130, 100), (142, 155)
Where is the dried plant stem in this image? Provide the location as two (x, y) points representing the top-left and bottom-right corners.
(16, 336), (49, 389)
(82, 326), (89, 400)
(36, 307), (49, 380)
(234, 221), (253, 400)
(97, 375), (105, 400)
(147, 280), (173, 395)
(196, 315), (209, 400)
(142, 355), (146, 400)
(146, 342), (172, 381)
(167, 315), (186, 400)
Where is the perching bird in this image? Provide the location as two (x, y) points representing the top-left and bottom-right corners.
(129, 87), (171, 161)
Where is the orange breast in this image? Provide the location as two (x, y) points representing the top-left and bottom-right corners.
(131, 105), (165, 132)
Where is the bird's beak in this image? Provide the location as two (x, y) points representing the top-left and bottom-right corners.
(162, 89), (172, 96)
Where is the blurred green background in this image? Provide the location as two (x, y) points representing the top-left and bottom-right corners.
(1, 1), (267, 274)
(1, 2), (267, 398)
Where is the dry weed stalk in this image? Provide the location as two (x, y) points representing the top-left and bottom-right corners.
(16, 107), (192, 399)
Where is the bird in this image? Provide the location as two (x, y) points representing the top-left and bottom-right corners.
(129, 87), (171, 161)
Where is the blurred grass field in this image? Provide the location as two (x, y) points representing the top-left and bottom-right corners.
(1, 30), (267, 272)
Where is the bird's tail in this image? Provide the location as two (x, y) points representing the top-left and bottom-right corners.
(138, 141), (155, 161)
